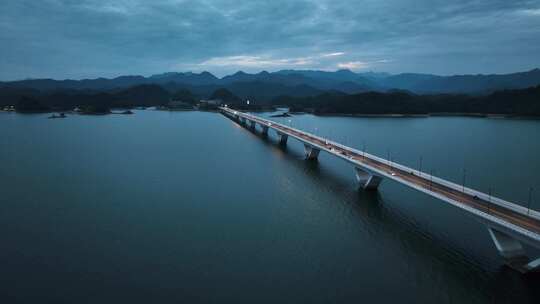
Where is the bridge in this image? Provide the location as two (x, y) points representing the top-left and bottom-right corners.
(220, 107), (540, 273)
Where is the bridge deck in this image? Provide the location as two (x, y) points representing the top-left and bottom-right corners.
(221, 108), (540, 240)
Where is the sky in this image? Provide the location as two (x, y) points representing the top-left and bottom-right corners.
(1, 0), (540, 80)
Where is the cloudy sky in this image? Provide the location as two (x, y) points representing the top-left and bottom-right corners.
(1, 0), (540, 80)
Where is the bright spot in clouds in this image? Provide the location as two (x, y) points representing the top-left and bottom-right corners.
(194, 52), (376, 73)
(198, 55), (314, 68)
(337, 61), (369, 70)
(322, 52), (346, 57)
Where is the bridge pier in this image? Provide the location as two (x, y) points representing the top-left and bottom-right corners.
(276, 131), (288, 145)
(304, 144), (320, 161)
(488, 227), (540, 272)
(355, 167), (382, 190)
(261, 125), (269, 136)
(247, 120), (256, 129)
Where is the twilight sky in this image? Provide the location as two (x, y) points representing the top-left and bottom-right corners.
(1, 0), (540, 80)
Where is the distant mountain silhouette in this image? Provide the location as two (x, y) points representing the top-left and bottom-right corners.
(0, 76), (147, 91)
(2, 68), (540, 103)
(149, 71), (219, 85)
(378, 69), (540, 94)
(225, 81), (323, 101)
(276, 69), (373, 84)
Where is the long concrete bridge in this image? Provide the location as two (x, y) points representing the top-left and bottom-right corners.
(220, 106), (540, 273)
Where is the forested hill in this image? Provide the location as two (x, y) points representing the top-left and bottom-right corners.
(272, 85), (540, 117)
(2, 81), (540, 117)
(8, 84), (171, 113)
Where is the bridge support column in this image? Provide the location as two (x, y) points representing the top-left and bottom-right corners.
(355, 167), (382, 190)
(277, 131), (288, 145)
(488, 227), (540, 273)
(247, 120), (256, 129)
(261, 125), (269, 136)
(304, 144), (320, 161)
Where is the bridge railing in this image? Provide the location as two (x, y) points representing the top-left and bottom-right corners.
(324, 135), (540, 221)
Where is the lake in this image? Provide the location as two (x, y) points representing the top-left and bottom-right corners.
(1, 110), (539, 303)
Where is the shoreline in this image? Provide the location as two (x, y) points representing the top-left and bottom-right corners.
(3, 108), (540, 120)
(311, 112), (540, 120)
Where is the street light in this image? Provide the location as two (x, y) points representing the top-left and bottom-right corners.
(430, 169), (434, 190)
(462, 169), (466, 192)
(419, 156), (423, 177)
(363, 142), (366, 160)
(528, 187), (534, 215)
(488, 187), (492, 214)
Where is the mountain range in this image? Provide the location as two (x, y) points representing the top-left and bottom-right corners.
(2, 69), (540, 103)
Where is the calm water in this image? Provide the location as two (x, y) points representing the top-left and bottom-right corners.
(1, 110), (539, 303)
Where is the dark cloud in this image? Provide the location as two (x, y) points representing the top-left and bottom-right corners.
(1, 0), (539, 80)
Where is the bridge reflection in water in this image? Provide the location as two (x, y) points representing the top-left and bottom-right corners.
(220, 107), (540, 273)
